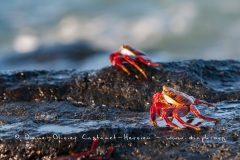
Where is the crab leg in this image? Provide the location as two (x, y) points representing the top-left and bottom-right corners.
(110, 53), (131, 75)
(190, 105), (219, 122)
(150, 104), (162, 126)
(123, 55), (148, 78)
(150, 104), (157, 126)
(138, 56), (163, 69)
(105, 146), (114, 159)
(195, 99), (218, 109)
(173, 106), (201, 130)
(162, 108), (181, 129)
(150, 101), (168, 126)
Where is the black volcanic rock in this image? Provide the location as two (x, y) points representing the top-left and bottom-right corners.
(0, 59), (239, 159)
(0, 60), (239, 111)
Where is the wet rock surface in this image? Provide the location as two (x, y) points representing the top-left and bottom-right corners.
(0, 59), (239, 159)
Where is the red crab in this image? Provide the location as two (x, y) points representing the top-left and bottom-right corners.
(55, 138), (114, 160)
(150, 86), (218, 130)
(109, 45), (163, 78)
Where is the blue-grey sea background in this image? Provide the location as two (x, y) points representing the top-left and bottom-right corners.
(0, 0), (240, 71)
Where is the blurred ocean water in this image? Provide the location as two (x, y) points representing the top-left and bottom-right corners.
(0, 0), (240, 70)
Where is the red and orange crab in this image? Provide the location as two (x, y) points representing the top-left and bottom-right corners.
(150, 86), (218, 130)
(109, 45), (163, 78)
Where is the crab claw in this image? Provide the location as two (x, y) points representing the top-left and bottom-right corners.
(109, 51), (131, 75)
